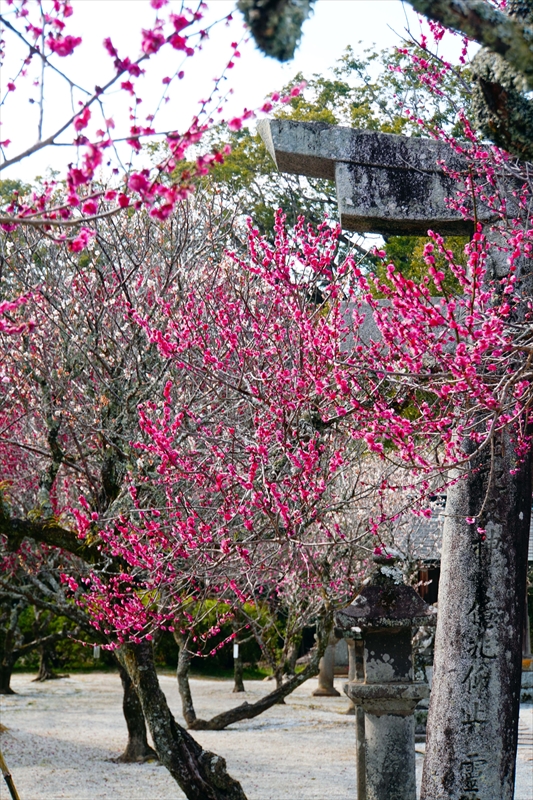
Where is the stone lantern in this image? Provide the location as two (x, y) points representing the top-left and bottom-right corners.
(336, 552), (437, 800)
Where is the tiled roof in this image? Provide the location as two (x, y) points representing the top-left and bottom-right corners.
(392, 512), (443, 562)
(392, 506), (533, 563)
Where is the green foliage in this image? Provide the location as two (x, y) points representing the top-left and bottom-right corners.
(273, 44), (469, 135)
(168, 600), (269, 671)
(0, 179), (31, 203)
(375, 234), (469, 296)
(15, 634), (115, 672)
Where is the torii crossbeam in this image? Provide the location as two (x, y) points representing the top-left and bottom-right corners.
(257, 118), (493, 235)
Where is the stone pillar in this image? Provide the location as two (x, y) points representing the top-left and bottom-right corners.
(421, 431), (531, 800)
(312, 632), (340, 696)
(363, 695), (418, 800)
(337, 553), (436, 800)
(344, 638), (356, 715)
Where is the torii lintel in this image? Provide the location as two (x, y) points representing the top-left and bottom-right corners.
(257, 119), (488, 236)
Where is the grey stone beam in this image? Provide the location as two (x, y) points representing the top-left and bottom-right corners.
(257, 119), (491, 236)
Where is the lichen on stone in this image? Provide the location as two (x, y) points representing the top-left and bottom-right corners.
(380, 565), (404, 585)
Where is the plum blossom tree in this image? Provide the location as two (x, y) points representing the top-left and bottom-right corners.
(0, 197), (253, 799)
(58, 189), (532, 792)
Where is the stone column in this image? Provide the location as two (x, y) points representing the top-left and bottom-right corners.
(312, 632), (340, 696)
(421, 443), (531, 800)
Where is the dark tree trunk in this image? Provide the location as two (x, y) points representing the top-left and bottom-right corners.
(230, 617), (245, 693)
(117, 641), (247, 800)
(32, 644), (66, 682)
(0, 610), (20, 695)
(33, 645), (55, 681)
(232, 646), (245, 694)
(273, 667), (286, 704)
(175, 634), (197, 727)
(285, 639), (299, 676)
(0, 627), (65, 693)
(115, 659), (157, 763)
(0, 662), (15, 695)
(421, 431), (531, 800)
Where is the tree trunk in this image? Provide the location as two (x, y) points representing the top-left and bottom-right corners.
(115, 659), (157, 763)
(117, 641), (247, 800)
(0, 627), (66, 693)
(273, 667), (286, 703)
(0, 662), (15, 695)
(33, 645), (55, 681)
(32, 644), (65, 682)
(232, 650), (245, 693)
(285, 638), (299, 676)
(420, 430), (531, 800)
(175, 635), (197, 727)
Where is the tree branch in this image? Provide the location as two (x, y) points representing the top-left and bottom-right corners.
(0, 514), (101, 564)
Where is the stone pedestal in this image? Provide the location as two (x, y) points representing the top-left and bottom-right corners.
(344, 638), (357, 715)
(345, 684), (429, 800)
(312, 633), (340, 696)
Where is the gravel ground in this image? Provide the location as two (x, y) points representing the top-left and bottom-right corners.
(1, 672), (531, 800)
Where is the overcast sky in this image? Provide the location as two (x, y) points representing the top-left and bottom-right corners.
(1, 0), (467, 182)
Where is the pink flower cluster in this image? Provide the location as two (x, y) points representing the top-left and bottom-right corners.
(1, 1), (306, 238)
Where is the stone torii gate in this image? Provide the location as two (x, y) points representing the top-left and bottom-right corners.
(258, 119), (531, 800)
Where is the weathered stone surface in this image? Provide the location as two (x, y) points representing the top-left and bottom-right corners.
(337, 584), (437, 631)
(419, 245), (533, 799)
(420, 433), (531, 800)
(257, 118), (492, 234)
(363, 712), (417, 800)
(345, 681), (430, 710)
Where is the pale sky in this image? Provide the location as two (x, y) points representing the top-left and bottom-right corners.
(1, 0), (467, 182)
